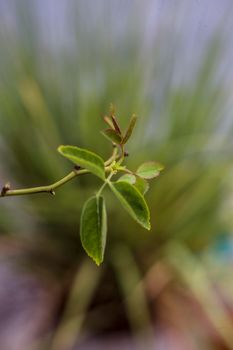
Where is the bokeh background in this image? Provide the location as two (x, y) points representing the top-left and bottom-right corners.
(0, 1), (233, 349)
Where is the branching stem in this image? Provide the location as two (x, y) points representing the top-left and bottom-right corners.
(0, 169), (86, 197)
(96, 171), (115, 197)
(104, 146), (118, 166)
(0, 149), (119, 198)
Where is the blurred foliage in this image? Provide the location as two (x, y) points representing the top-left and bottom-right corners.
(0, 0), (233, 348)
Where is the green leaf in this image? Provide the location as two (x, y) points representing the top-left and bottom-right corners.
(122, 114), (137, 144)
(109, 181), (150, 230)
(118, 173), (136, 184)
(101, 129), (122, 144)
(80, 195), (107, 265)
(58, 145), (105, 180)
(134, 177), (149, 195)
(118, 174), (149, 195)
(136, 161), (164, 179)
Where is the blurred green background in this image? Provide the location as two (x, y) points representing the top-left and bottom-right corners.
(0, 1), (233, 349)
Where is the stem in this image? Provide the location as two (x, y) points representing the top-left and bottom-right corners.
(96, 171), (114, 197)
(116, 144), (125, 166)
(116, 166), (134, 175)
(0, 169), (88, 197)
(104, 146), (118, 166)
(0, 148), (120, 198)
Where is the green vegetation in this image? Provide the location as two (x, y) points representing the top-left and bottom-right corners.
(1, 110), (163, 264)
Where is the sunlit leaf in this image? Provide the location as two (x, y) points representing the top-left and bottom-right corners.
(80, 195), (107, 265)
(101, 129), (122, 144)
(136, 161), (164, 179)
(58, 145), (105, 180)
(118, 174), (149, 194)
(134, 177), (149, 195)
(109, 181), (150, 230)
(118, 173), (136, 184)
(122, 114), (137, 144)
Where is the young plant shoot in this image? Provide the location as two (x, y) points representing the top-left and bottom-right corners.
(0, 108), (163, 265)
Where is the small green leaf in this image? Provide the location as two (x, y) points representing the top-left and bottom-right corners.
(101, 129), (122, 144)
(136, 161), (164, 179)
(118, 174), (149, 195)
(58, 145), (105, 180)
(80, 195), (107, 265)
(134, 177), (149, 195)
(109, 181), (150, 230)
(122, 114), (137, 144)
(118, 173), (136, 184)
